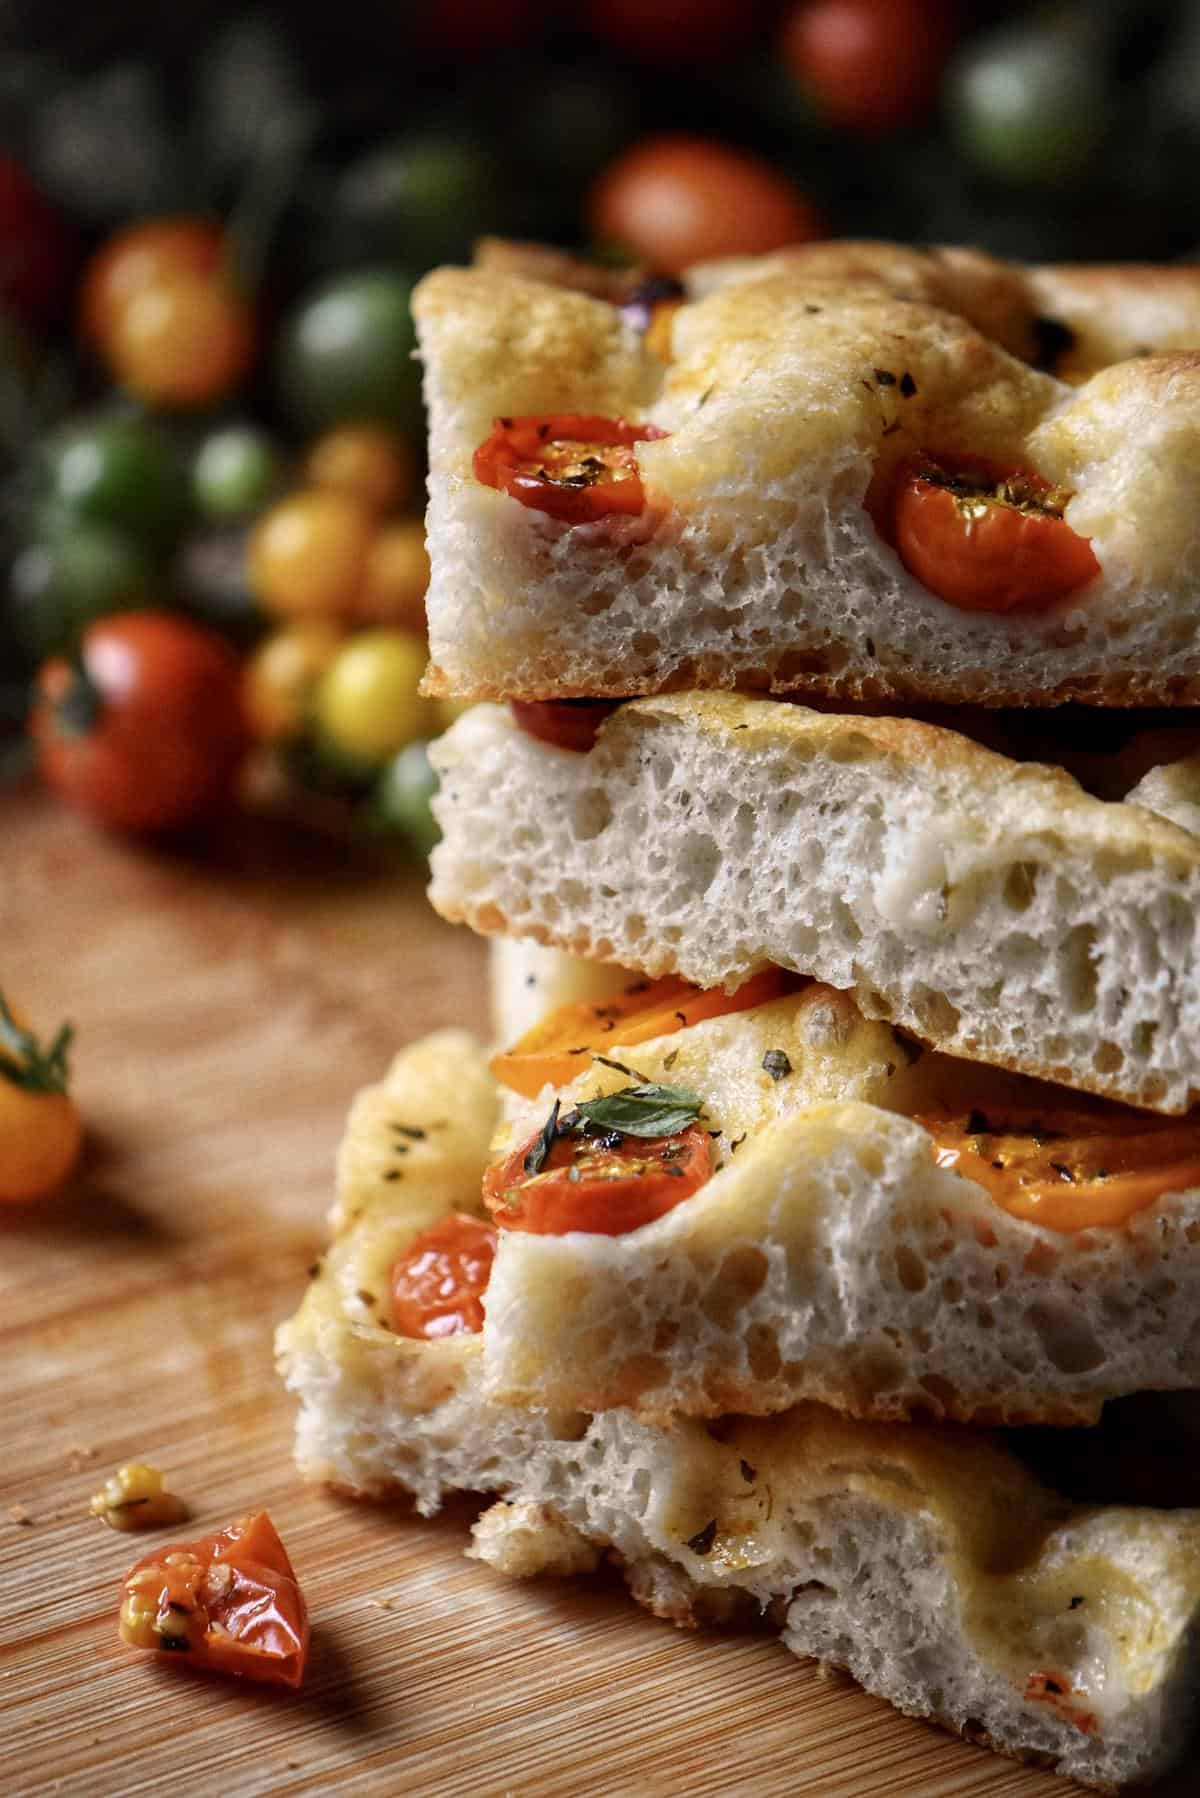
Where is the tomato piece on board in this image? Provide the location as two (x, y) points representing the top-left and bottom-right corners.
(31, 612), (250, 836)
(390, 1215), (498, 1339)
(509, 699), (620, 754)
(484, 1121), (713, 1235)
(492, 968), (788, 1099)
(119, 1512), (309, 1687)
(892, 455), (1100, 614)
(921, 1104), (1200, 1233)
(473, 414), (667, 524)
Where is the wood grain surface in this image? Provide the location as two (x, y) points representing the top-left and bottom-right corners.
(0, 786), (1188, 1798)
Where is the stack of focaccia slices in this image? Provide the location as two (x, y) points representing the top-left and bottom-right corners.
(277, 973), (1200, 1793)
(279, 235), (1200, 1791)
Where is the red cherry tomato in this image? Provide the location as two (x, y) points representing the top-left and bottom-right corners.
(473, 414), (667, 524)
(0, 155), (70, 320)
(483, 1122), (713, 1235)
(586, 0), (753, 61)
(779, 0), (956, 137)
(31, 612), (251, 834)
(589, 134), (824, 276)
(390, 1215), (498, 1339)
(509, 700), (620, 753)
(119, 1512), (308, 1687)
(416, 0), (536, 51)
(79, 216), (224, 349)
(892, 455), (1100, 614)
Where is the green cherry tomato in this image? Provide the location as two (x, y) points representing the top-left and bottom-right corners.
(373, 739), (441, 857)
(313, 629), (435, 766)
(193, 426), (283, 521)
(42, 417), (190, 549)
(8, 528), (156, 660)
(947, 28), (1109, 189)
(276, 272), (422, 438)
(334, 134), (502, 268)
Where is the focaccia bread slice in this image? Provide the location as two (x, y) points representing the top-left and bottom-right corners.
(429, 695), (1200, 1113)
(413, 249), (1200, 707)
(482, 983), (1200, 1427)
(276, 1028), (1200, 1791)
(275, 1028), (584, 1512)
(472, 1404), (1200, 1795)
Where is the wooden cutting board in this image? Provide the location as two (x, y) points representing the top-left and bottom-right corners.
(0, 786), (1187, 1798)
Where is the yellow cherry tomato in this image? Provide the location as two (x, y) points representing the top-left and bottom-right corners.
(249, 490), (375, 619)
(353, 520), (431, 630)
(314, 630), (435, 763)
(0, 992), (83, 1204)
(243, 623), (344, 743)
(305, 425), (414, 515)
(105, 271), (256, 409)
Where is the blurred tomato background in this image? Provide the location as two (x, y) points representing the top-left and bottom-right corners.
(2, 0), (1198, 853)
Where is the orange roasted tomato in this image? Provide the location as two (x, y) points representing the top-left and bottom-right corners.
(473, 414), (668, 524)
(509, 699), (620, 753)
(492, 967), (787, 1099)
(390, 1215), (498, 1339)
(484, 1116), (713, 1235)
(922, 1103), (1200, 1233)
(892, 454), (1100, 614)
(119, 1512), (309, 1687)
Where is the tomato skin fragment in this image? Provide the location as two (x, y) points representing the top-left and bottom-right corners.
(472, 413), (667, 524)
(483, 1121), (713, 1236)
(390, 1215), (498, 1339)
(892, 454), (1100, 614)
(119, 1511), (309, 1688)
(509, 699), (620, 754)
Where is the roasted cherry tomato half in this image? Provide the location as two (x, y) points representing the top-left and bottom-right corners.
(473, 414), (667, 525)
(31, 611), (250, 835)
(390, 1215), (498, 1339)
(492, 968), (787, 1099)
(509, 699), (620, 754)
(119, 1512), (309, 1687)
(0, 992), (82, 1204)
(892, 455), (1100, 614)
(923, 1104), (1200, 1233)
(484, 1122), (713, 1235)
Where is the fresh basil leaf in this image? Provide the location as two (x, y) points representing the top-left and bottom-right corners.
(570, 1082), (702, 1139)
(523, 1099), (560, 1176)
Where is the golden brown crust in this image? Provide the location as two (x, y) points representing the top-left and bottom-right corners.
(1030, 264), (1200, 381)
(413, 266), (655, 434)
(472, 236), (645, 302)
